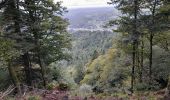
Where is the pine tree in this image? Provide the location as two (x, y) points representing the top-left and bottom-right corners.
(0, 0), (8, 9)
(109, 0), (141, 93)
(0, 0), (71, 89)
(23, 0), (70, 86)
(141, 0), (163, 85)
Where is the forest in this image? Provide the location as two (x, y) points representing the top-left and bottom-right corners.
(0, 0), (170, 100)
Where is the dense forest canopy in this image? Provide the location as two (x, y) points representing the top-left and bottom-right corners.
(0, 0), (170, 100)
(0, 0), (71, 92)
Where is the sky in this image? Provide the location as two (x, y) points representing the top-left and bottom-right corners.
(54, 0), (111, 8)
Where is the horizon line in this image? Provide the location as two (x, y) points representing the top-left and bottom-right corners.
(65, 5), (114, 9)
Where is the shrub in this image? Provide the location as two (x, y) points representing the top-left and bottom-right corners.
(78, 84), (93, 97)
(27, 95), (41, 100)
(92, 85), (104, 93)
(135, 83), (149, 91)
(0, 69), (11, 90)
(47, 82), (58, 90)
(79, 84), (92, 93)
(59, 83), (69, 91)
(149, 82), (160, 90)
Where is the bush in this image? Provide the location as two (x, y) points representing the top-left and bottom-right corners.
(78, 84), (93, 97)
(135, 83), (149, 91)
(92, 85), (104, 93)
(135, 82), (160, 91)
(59, 83), (70, 91)
(149, 81), (160, 90)
(0, 69), (11, 90)
(27, 95), (41, 100)
(79, 84), (92, 93)
(47, 82), (58, 90)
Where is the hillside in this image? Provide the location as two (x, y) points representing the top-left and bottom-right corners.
(0, 1), (170, 100)
(63, 7), (117, 68)
(64, 7), (119, 29)
(71, 30), (114, 67)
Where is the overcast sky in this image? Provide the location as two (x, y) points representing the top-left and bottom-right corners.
(54, 0), (111, 8)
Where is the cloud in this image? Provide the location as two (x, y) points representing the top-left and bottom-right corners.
(54, 0), (110, 8)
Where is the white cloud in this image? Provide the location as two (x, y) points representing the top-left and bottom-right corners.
(54, 0), (111, 8)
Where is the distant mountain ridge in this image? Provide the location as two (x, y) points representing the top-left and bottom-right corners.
(64, 7), (119, 29)
(63, 7), (117, 67)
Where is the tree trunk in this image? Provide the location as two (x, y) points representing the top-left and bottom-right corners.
(139, 35), (144, 83)
(164, 76), (170, 99)
(8, 62), (21, 94)
(23, 52), (32, 86)
(25, 0), (47, 87)
(131, 0), (138, 93)
(131, 41), (136, 93)
(38, 54), (47, 87)
(136, 40), (140, 83)
(149, 33), (153, 82)
(149, 0), (157, 84)
(131, 42), (135, 93)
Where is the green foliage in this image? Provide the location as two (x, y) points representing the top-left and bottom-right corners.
(48, 63), (77, 90)
(27, 95), (41, 100)
(47, 81), (58, 90)
(81, 36), (130, 91)
(108, 0), (170, 93)
(151, 46), (170, 88)
(71, 30), (114, 68)
(0, 69), (11, 90)
(58, 83), (70, 91)
(71, 84), (93, 98)
(134, 83), (150, 91)
(0, 39), (19, 62)
(79, 84), (93, 97)
(74, 65), (85, 84)
(0, 0), (71, 89)
(0, 0), (170, 98)
(48, 65), (62, 81)
(110, 93), (129, 99)
(69, 30), (114, 85)
(154, 32), (170, 51)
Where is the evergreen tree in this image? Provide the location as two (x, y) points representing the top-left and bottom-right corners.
(23, 0), (70, 86)
(0, 0), (70, 89)
(109, 0), (141, 93)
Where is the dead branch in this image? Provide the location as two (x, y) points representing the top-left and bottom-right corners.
(0, 85), (15, 99)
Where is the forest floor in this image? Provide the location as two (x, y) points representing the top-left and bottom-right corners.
(11, 88), (170, 100)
